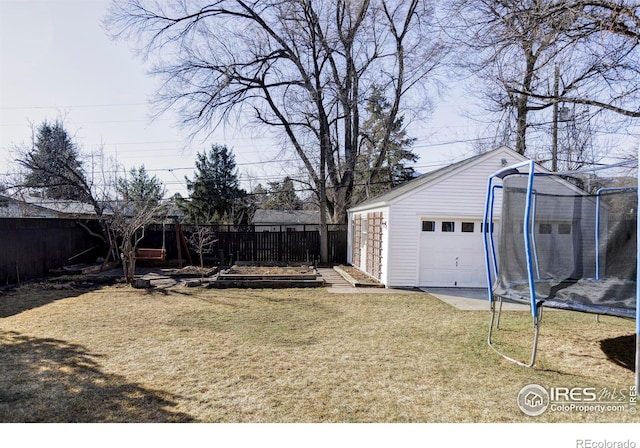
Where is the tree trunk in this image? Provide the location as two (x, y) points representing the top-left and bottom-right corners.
(121, 244), (137, 285)
(127, 252), (136, 284)
(319, 149), (329, 265)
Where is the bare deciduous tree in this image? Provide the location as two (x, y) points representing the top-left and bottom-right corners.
(108, 200), (168, 284)
(187, 224), (218, 269)
(106, 0), (447, 262)
(526, 0), (640, 118)
(8, 118), (172, 282)
(449, 0), (640, 160)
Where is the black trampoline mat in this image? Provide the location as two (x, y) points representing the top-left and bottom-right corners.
(494, 278), (637, 319)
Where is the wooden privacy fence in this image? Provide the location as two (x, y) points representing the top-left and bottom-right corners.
(140, 223), (347, 265)
(0, 219), (347, 286)
(0, 218), (105, 285)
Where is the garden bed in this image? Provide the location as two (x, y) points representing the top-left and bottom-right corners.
(170, 266), (218, 277)
(333, 265), (384, 288)
(226, 265), (316, 276)
(210, 265), (325, 288)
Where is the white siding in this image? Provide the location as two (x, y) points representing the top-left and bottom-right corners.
(386, 205), (420, 287)
(347, 147), (531, 288)
(385, 148), (525, 287)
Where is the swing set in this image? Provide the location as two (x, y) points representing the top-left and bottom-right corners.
(134, 220), (192, 265)
(135, 221), (167, 261)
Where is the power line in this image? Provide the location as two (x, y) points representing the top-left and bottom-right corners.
(0, 103), (150, 110)
(0, 157), (451, 181)
(8, 175), (422, 203)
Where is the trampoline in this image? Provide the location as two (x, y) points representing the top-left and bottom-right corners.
(483, 159), (638, 388)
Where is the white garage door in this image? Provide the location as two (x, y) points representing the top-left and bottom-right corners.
(419, 219), (490, 287)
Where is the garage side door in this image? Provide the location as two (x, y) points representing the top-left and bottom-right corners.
(419, 219), (489, 287)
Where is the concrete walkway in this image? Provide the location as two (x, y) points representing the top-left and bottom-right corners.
(317, 268), (422, 294)
(317, 268), (530, 307)
(421, 287), (530, 311)
(317, 267), (351, 287)
(316, 267), (529, 308)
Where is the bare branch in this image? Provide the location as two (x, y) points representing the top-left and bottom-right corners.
(106, 0), (447, 225)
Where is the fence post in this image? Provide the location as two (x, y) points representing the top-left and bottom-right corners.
(175, 223), (183, 268)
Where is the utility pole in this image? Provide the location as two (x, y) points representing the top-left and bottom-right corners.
(552, 65), (559, 172)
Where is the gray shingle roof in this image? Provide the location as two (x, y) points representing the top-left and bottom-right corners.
(252, 209), (320, 224)
(0, 193), (99, 218)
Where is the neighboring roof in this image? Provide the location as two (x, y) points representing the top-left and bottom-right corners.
(0, 193), (99, 218)
(252, 209), (320, 225)
(27, 197), (98, 217)
(32, 200), (96, 216)
(349, 146), (527, 212)
(0, 194), (58, 218)
(161, 197), (184, 219)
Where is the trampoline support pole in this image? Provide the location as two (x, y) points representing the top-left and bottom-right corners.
(636, 338), (640, 394)
(488, 301), (541, 368)
(636, 144), (639, 393)
(485, 160), (542, 368)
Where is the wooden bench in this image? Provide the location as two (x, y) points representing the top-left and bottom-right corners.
(136, 248), (166, 261)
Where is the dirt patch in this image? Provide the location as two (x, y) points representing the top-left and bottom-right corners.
(334, 265), (383, 287)
(336, 265), (376, 282)
(226, 266), (315, 275)
(172, 266), (218, 277)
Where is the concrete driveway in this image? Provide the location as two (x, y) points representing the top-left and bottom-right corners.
(421, 287), (530, 311)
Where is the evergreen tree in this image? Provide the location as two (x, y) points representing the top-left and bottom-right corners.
(250, 183), (268, 209)
(261, 176), (302, 210)
(20, 119), (90, 201)
(117, 165), (165, 208)
(182, 144), (245, 224)
(354, 87), (418, 202)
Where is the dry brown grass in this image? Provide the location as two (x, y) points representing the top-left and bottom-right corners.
(0, 282), (636, 423)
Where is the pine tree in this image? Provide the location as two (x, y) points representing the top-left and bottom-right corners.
(20, 120), (90, 201)
(117, 165), (165, 209)
(181, 144), (245, 224)
(250, 183), (268, 209)
(354, 87), (418, 202)
(261, 176), (302, 210)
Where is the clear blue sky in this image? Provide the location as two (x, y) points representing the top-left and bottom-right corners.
(0, 0), (490, 198)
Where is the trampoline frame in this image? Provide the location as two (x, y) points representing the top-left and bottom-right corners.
(484, 160), (541, 367)
(483, 160), (639, 388)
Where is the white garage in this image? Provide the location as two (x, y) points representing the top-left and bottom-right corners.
(347, 146), (530, 288)
(418, 218), (489, 287)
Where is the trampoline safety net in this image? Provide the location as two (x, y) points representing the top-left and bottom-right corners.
(492, 166), (637, 319)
